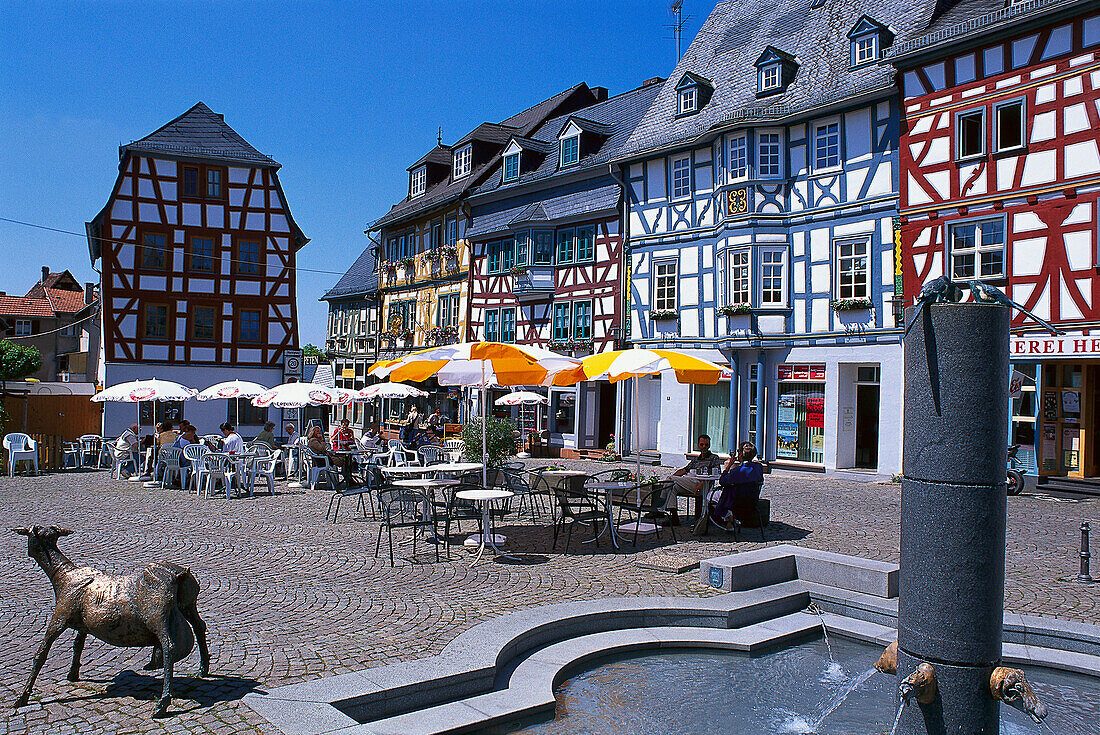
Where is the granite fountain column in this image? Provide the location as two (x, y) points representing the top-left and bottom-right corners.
(897, 301), (1009, 735)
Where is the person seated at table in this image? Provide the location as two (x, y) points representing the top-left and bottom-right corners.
(695, 441), (768, 535)
(305, 425), (329, 459)
(665, 434), (723, 522)
(157, 421), (178, 447)
(426, 408), (445, 438)
(254, 421), (277, 449)
(220, 422), (244, 454)
(172, 425), (199, 466)
(331, 418), (356, 451)
(114, 423), (140, 478)
(362, 422), (380, 444)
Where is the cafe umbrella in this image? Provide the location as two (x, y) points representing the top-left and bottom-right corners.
(357, 382), (429, 441)
(251, 382), (341, 487)
(495, 391), (549, 458)
(91, 378), (197, 432)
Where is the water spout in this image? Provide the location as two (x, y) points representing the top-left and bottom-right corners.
(888, 699), (906, 735)
(990, 666), (1048, 724)
(899, 662), (937, 705)
(874, 641), (898, 675)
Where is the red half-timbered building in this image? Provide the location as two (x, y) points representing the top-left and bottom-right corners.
(87, 102), (308, 436)
(465, 80), (661, 453)
(891, 0), (1100, 482)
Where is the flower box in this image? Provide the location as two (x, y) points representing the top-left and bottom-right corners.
(648, 309), (678, 321)
(717, 303), (753, 317)
(830, 298), (874, 312)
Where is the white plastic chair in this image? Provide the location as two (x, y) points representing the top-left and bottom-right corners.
(198, 453), (231, 499)
(62, 441), (82, 469)
(3, 433), (38, 476)
(443, 438), (465, 463)
(107, 442), (137, 479)
(159, 447), (186, 489)
(183, 444), (209, 492)
(246, 452), (279, 495)
(305, 449), (339, 490)
(78, 435), (104, 468)
(418, 445), (445, 466)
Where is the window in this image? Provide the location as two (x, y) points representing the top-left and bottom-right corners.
(729, 134), (748, 180)
(814, 122), (841, 170)
(760, 64), (781, 92)
(758, 131), (782, 177)
(957, 109), (985, 159)
(453, 145), (472, 178)
(501, 237), (516, 272)
(144, 304), (168, 339)
(141, 232), (167, 269)
(239, 309), (261, 343)
(995, 100), (1024, 152)
(552, 303), (572, 340)
(671, 156), (692, 199)
(560, 136), (579, 167)
(557, 228), (576, 264)
(950, 218), (1005, 280)
(192, 306), (217, 341)
(836, 239), (869, 299)
(694, 383), (731, 456)
(503, 152), (520, 182)
(532, 231), (554, 264)
(572, 301), (592, 340)
(488, 240), (503, 273)
(182, 167), (199, 197)
(515, 231), (530, 266)
(189, 236), (215, 272)
(728, 250), (750, 304)
(410, 166), (426, 197)
(484, 309), (500, 342)
(237, 240), (261, 274)
(14, 319), (32, 337)
(228, 398), (266, 426)
(501, 308), (516, 343)
(430, 222), (442, 250)
(678, 87), (697, 115)
(654, 260), (678, 311)
(853, 35), (878, 65)
(206, 168), (222, 198)
(576, 226), (594, 262)
(445, 218), (457, 248)
(437, 294), (459, 328)
(761, 249), (786, 306)
(388, 300), (416, 331)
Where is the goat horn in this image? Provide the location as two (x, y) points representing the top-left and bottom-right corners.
(11, 527), (31, 536)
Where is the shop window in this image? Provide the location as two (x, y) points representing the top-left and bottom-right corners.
(693, 382), (730, 455)
(228, 398), (266, 426)
(550, 390), (576, 435)
(140, 400), (182, 425)
(1011, 362), (1036, 453)
(748, 364), (759, 449)
(776, 364), (826, 464)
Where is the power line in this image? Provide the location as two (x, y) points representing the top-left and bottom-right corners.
(0, 216), (355, 278)
(4, 308), (99, 341)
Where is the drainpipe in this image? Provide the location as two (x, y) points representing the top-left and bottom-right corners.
(608, 163), (631, 349)
(755, 350), (766, 457)
(728, 353), (738, 452)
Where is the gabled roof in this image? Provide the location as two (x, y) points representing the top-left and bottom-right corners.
(407, 146), (452, 171)
(506, 136), (557, 155)
(755, 46), (799, 67)
(0, 296), (55, 319)
(676, 71), (713, 89)
(454, 122), (521, 147)
(122, 102), (278, 167)
(847, 14), (891, 38)
(322, 246), (378, 301)
(557, 116), (615, 138)
(617, 0), (942, 160)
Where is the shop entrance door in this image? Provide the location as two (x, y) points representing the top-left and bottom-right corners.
(855, 383), (880, 469)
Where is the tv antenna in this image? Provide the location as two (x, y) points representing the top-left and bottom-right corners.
(667, 1), (691, 61)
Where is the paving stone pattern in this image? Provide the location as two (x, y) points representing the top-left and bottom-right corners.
(0, 464), (1095, 734)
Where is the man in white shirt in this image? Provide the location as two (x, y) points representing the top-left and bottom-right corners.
(114, 423), (139, 478)
(220, 422), (244, 454)
(284, 423), (300, 477)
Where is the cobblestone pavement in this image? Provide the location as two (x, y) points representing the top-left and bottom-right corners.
(0, 464), (1096, 734)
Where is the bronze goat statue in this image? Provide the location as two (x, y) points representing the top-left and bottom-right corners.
(11, 526), (209, 718)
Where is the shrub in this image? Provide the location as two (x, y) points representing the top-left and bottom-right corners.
(462, 416), (519, 467)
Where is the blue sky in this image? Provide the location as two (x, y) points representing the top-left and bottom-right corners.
(0, 0), (700, 347)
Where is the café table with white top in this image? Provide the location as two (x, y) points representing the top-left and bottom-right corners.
(686, 469), (721, 521)
(455, 488), (516, 564)
(429, 462), (484, 475)
(381, 465), (438, 477)
(584, 480), (641, 549)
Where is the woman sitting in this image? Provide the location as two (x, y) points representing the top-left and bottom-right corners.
(695, 441), (767, 535)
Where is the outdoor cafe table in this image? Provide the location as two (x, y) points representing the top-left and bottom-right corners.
(455, 488), (516, 565)
(686, 470), (721, 521)
(330, 449), (363, 488)
(584, 480), (642, 550)
(381, 465), (437, 476)
(392, 478), (460, 490)
(430, 462), (484, 475)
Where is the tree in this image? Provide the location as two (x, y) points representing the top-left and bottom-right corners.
(0, 340), (43, 433)
(461, 417), (519, 467)
(302, 343), (325, 358)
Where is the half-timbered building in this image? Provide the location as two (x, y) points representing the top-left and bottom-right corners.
(362, 84), (604, 427)
(890, 0), (1100, 484)
(615, 0), (941, 473)
(464, 80), (662, 454)
(86, 102), (308, 436)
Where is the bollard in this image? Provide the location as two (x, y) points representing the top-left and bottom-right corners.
(1080, 522), (1095, 584)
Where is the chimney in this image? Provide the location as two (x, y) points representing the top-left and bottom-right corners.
(41, 266), (50, 284)
(85, 283), (96, 304)
(642, 76), (665, 88)
(591, 87), (609, 102)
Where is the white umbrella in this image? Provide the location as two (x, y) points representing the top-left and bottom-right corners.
(251, 382), (338, 409)
(92, 378), (196, 434)
(195, 380), (268, 401)
(357, 382), (429, 442)
(496, 391), (548, 458)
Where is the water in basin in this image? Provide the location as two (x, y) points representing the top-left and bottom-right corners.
(504, 637), (1100, 735)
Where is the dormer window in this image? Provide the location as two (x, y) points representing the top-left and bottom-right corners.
(503, 152), (520, 182)
(754, 47), (798, 97)
(848, 16), (893, 68)
(560, 135), (579, 167)
(410, 166), (426, 197)
(674, 72), (713, 118)
(453, 144), (472, 178)
(678, 87), (697, 115)
(760, 64), (781, 92)
(853, 35), (878, 65)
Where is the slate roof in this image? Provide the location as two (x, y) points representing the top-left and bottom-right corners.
(408, 146), (452, 170)
(370, 83), (597, 231)
(617, 0), (942, 160)
(466, 184), (622, 240)
(322, 246), (379, 301)
(122, 102), (278, 167)
(470, 80), (662, 197)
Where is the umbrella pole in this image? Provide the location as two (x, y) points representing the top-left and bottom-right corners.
(481, 363), (487, 489)
(634, 377), (641, 485)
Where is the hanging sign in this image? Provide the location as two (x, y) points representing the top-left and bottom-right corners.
(1008, 370), (1028, 399)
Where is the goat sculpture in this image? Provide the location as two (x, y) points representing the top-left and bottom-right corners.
(11, 526), (209, 718)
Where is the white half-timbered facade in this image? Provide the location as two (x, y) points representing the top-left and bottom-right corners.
(87, 102), (308, 436)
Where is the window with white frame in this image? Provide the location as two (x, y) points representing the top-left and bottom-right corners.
(814, 121), (841, 170)
(557, 228), (576, 264)
(728, 250), (750, 305)
(532, 231), (554, 264)
(994, 99), (1024, 152)
(503, 152), (520, 182)
(729, 134), (748, 180)
(552, 303), (571, 340)
(445, 218), (457, 247)
(576, 226), (594, 262)
(484, 309), (500, 341)
(437, 293), (459, 328)
(515, 231), (530, 266)
(758, 131), (782, 177)
(760, 249), (786, 306)
(501, 307), (516, 343)
(410, 166), (426, 197)
(956, 109), (985, 159)
(853, 35), (878, 65)
(835, 238), (869, 299)
(560, 135), (579, 167)
(760, 64), (781, 92)
(653, 260), (678, 311)
(950, 218), (1005, 280)
(14, 319), (32, 336)
(671, 155), (692, 199)
(678, 87), (697, 115)
(453, 145), (472, 178)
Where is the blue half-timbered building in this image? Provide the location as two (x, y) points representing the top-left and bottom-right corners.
(616, 0), (939, 473)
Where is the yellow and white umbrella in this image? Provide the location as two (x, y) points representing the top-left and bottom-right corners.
(370, 342), (584, 485)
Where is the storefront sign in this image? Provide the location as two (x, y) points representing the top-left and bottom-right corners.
(1009, 370), (1028, 399)
(806, 396), (825, 428)
(778, 364), (826, 381)
(1011, 333), (1100, 358)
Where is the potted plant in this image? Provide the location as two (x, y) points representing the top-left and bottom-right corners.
(510, 265), (528, 277)
(399, 256), (416, 272)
